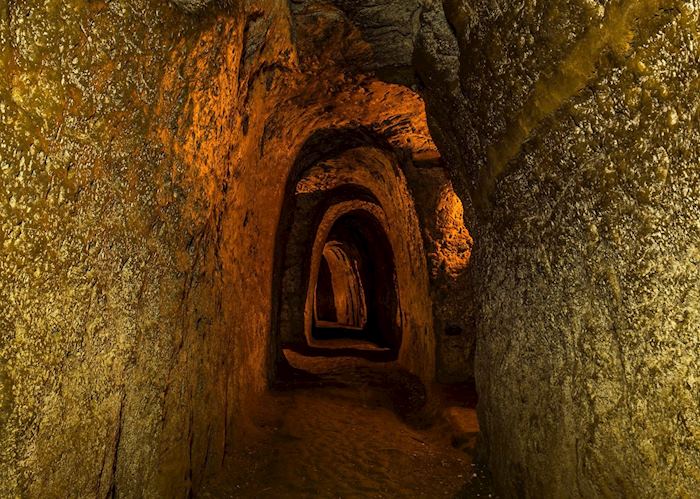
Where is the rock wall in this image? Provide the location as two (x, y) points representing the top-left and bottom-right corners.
(405, 163), (474, 383)
(0, 2), (229, 494)
(416, 0), (700, 496)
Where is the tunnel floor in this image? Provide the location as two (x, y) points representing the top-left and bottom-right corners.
(203, 351), (495, 498)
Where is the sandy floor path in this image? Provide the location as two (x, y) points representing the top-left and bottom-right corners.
(203, 352), (494, 498)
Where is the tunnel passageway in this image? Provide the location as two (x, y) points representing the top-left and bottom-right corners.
(246, 115), (480, 495)
(311, 211), (399, 354)
(274, 134), (436, 380)
(5, 1), (695, 497)
(314, 242), (367, 332)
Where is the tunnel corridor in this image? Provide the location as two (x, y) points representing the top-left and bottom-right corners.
(311, 211), (398, 350)
(2, 0), (699, 498)
(251, 125), (484, 495)
(314, 242), (367, 333)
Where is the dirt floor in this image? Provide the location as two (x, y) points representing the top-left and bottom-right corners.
(203, 349), (496, 498)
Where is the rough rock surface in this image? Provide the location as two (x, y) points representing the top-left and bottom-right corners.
(291, 0), (423, 84)
(416, 0), (700, 496)
(1, 2), (223, 495)
(405, 163), (475, 382)
(172, 0), (215, 12)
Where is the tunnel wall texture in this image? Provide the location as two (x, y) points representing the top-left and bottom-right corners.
(0, 3), (257, 494)
(0, 0), (447, 495)
(405, 163), (474, 382)
(415, 0), (700, 496)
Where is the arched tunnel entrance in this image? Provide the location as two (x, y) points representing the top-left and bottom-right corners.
(314, 245), (358, 330)
(314, 242), (368, 333)
(235, 129), (486, 496)
(310, 210), (400, 352)
(271, 131), (437, 377)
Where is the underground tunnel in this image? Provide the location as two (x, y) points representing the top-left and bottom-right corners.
(310, 216), (392, 347)
(1, 0), (699, 497)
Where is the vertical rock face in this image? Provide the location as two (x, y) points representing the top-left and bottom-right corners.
(0, 3), (227, 495)
(416, 0), (700, 496)
(405, 163), (475, 382)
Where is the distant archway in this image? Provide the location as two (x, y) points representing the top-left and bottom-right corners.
(305, 202), (401, 352)
(271, 130), (435, 383)
(314, 242), (367, 330)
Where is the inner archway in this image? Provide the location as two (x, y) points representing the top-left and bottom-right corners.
(273, 136), (436, 383)
(314, 242), (367, 331)
(310, 210), (400, 352)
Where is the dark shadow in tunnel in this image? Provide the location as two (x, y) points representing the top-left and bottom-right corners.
(314, 253), (340, 325)
(312, 210), (400, 353)
(269, 127), (401, 383)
